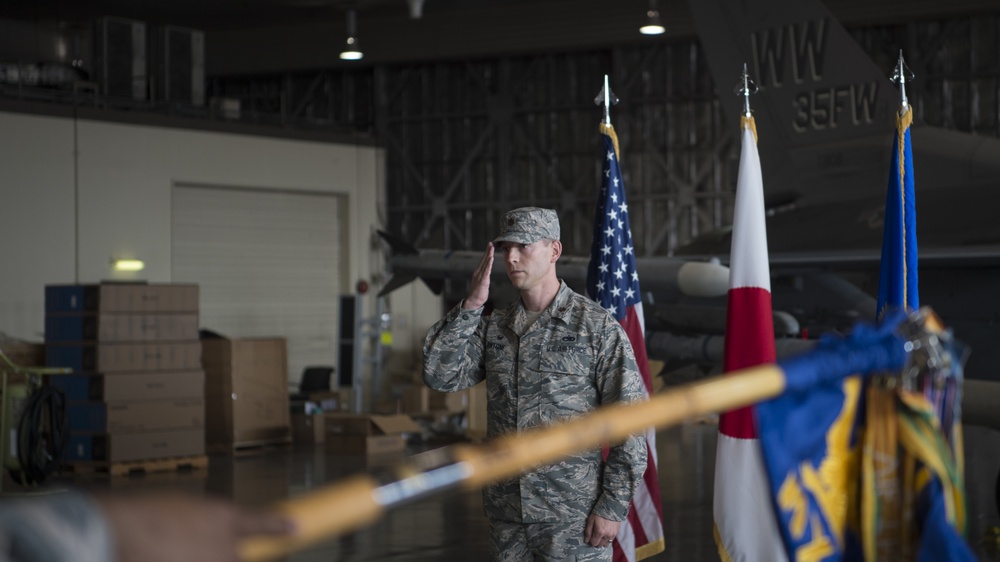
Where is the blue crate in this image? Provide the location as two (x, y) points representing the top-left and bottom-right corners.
(45, 344), (94, 372)
(44, 316), (98, 343)
(64, 434), (107, 462)
(66, 402), (108, 433)
(45, 285), (96, 314)
(50, 375), (102, 401)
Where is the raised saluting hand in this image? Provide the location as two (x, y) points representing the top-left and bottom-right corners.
(462, 242), (494, 310)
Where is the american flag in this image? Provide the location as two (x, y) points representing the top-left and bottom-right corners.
(586, 123), (665, 561)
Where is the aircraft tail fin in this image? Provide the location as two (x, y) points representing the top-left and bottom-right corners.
(376, 230), (446, 297)
(687, 0), (898, 205)
(377, 229), (420, 256)
(421, 278), (445, 295)
(377, 271), (446, 297)
(688, 0), (896, 142)
(377, 272), (417, 297)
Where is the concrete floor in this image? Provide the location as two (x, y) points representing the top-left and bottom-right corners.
(61, 421), (1000, 561)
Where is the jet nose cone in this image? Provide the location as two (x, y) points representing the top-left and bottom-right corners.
(677, 261), (730, 297)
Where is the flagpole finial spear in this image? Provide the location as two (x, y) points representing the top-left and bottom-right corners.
(890, 50), (915, 114)
(594, 74), (619, 126)
(734, 63), (758, 118)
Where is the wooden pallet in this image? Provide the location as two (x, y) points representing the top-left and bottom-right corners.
(209, 437), (292, 457)
(67, 455), (209, 477)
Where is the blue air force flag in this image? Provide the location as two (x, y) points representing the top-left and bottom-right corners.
(876, 107), (918, 320)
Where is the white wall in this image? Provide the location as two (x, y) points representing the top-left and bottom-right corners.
(0, 112), (76, 338)
(0, 109), (387, 344)
(386, 280), (442, 378)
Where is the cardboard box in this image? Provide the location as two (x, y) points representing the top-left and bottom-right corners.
(305, 390), (347, 412)
(401, 386), (430, 414)
(51, 370), (205, 402)
(0, 339), (44, 385)
(401, 386), (468, 415)
(291, 412), (326, 444)
(45, 284), (199, 314)
(325, 413), (420, 454)
(296, 389), (355, 413)
(202, 338), (291, 448)
(67, 398), (205, 433)
(430, 388), (468, 412)
(45, 341), (202, 372)
(64, 428), (205, 463)
(0, 339), (44, 368)
(45, 313), (200, 342)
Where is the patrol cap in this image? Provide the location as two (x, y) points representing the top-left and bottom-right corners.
(494, 207), (560, 244)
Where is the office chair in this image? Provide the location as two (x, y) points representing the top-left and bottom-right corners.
(291, 366), (334, 401)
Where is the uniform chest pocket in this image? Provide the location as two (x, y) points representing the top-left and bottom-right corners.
(535, 334), (594, 376)
(535, 335), (598, 416)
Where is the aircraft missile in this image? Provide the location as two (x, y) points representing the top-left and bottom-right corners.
(377, 230), (730, 299)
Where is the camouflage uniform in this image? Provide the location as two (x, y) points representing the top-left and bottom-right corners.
(423, 280), (648, 561)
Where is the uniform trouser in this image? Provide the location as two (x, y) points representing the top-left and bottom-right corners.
(489, 519), (614, 562)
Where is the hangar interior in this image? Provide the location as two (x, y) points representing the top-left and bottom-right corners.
(1, 0), (1000, 560)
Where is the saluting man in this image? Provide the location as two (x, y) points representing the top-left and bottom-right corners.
(423, 207), (647, 562)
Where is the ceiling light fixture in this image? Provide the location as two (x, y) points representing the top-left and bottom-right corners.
(639, 0), (665, 36)
(407, 0), (425, 19)
(339, 9), (363, 61)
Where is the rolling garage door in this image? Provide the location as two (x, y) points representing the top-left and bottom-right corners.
(171, 184), (347, 386)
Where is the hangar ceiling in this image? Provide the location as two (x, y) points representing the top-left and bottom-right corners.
(2, 0), (999, 73)
(2, 0), (1000, 263)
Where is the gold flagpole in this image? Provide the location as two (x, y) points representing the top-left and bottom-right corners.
(239, 363), (787, 561)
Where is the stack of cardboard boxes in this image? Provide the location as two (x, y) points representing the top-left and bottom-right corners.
(46, 283), (205, 465)
(202, 337), (291, 452)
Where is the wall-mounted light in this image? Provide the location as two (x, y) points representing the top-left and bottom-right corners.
(111, 258), (145, 272)
(639, 0), (665, 35)
(339, 10), (364, 60)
